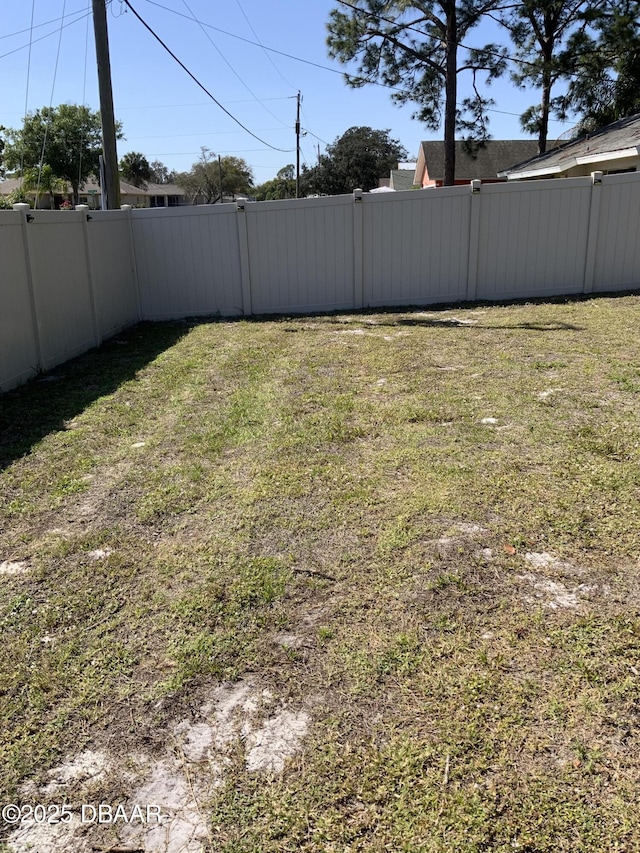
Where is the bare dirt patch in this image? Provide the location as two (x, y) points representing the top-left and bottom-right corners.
(8, 679), (312, 853)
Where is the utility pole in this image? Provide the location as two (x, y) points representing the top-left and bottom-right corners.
(92, 0), (120, 209)
(218, 154), (223, 203)
(295, 91), (301, 199)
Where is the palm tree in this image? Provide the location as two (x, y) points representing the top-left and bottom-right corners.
(120, 151), (151, 188)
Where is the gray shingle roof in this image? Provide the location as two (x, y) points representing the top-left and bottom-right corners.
(499, 113), (640, 177)
(389, 169), (418, 190)
(420, 140), (541, 181)
(390, 169), (415, 190)
(0, 178), (185, 196)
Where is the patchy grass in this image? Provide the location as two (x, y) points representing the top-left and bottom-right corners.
(2, 296), (640, 850)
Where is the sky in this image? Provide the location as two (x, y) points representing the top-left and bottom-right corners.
(0, 0), (577, 186)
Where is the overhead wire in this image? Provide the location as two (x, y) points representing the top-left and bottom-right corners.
(0, 7), (91, 62)
(78, 0), (91, 191)
(234, 0), (297, 92)
(122, 0), (294, 153)
(19, 0), (37, 189)
(116, 96), (294, 110)
(332, 0), (542, 71)
(127, 128), (285, 139)
(36, 0), (68, 206)
(179, 0), (291, 128)
(0, 5), (88, 40)
(138, 0), (572, 124)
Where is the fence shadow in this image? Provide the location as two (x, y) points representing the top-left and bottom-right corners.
(0, 322), (189, 471)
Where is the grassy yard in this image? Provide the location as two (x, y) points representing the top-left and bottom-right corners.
(1, 295), (640, 851)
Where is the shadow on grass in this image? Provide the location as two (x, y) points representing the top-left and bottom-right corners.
(0, 322), (189, 471)
(3, 289), (634, 468)
(260, 290), (640, 333)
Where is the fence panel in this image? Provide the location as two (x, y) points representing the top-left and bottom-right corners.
(246, 195), (355, 314)
(362, 187), (471, 306)
(86, 210), (140, 337)
(131, 205), (244, 319)
(25, 211), (97, 371)
(476, 178), (593, 299)
(592, 172), (640, 292)
(0, 212), (39, 391)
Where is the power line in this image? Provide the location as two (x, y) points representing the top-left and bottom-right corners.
(332, 0), (540, 71)
(138, 0), (572, 124)
(20, 0), (37, 186)
(36, 0), (68, 205)
(234, 0), (297, 92)
(0, 5), (88, 41)
(141, 0), (371, 78)
(0, 7), (91, 62)
(116, 97), (293, 110)
(127, 128), (286, 139)
(180, 0), (291, 129)
(122, 0), (294, 153)
(78, 0), (92, 190)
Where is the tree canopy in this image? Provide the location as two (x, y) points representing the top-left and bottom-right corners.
(254, 165), (297, 201)
(149, 160), (177, 185)
(120, 151), (151, 188)
(3, 104), (121, 203)
(327, 0), (507, 186)
(176, 148), (254, 203)
(301, 127), (407, 195)
(498, 0), (607, 154)
(558, 0), (640, 135)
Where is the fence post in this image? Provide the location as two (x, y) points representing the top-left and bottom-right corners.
(236, 198), (253, 315)
(13, 203), (43, 371)
(466, 180), (482, 302)
(76, 205), (101, 348)
(353, 188), (364, 309)
(121, 204), (143, 321)
(583, 171), (603, 294)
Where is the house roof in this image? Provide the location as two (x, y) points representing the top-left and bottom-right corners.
(415, 140), (541, 182)
(389, 169), (418, 191)
(0, 177), (185, 196)
(498, 113), (640, 178)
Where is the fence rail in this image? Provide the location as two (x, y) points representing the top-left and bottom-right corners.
(2, 171), (640, 392)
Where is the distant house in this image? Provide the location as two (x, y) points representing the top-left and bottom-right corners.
(499, 113), (640, 180)
(390, 168), (419, 191)
(376, 166), (419, 192)
(0, 177), (187, 209)
(414, 140), (541, 187)
(146, 183), (186, 208)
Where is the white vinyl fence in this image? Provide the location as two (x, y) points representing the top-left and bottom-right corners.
(2, 171), (640, 392)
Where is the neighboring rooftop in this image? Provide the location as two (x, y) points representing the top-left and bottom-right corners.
(415, 140), (542, 186)
(499, 113), (640, 179)
(389, 169), (418, 191)
(0, 177), (186, 208)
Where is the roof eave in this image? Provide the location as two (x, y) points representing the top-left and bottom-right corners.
(501, 164), (565, 180)
(574, 146), (640, 165)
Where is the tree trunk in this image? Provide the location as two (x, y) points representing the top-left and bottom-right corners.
(443, 3), (458, 186)
(539, 55), (552, 154)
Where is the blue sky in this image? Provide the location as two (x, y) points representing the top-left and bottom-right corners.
(0, 0), (575, 185)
